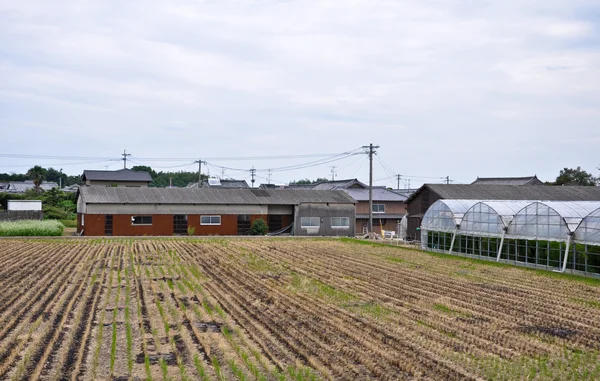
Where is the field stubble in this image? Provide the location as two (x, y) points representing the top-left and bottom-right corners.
(0, 238), (599, 380)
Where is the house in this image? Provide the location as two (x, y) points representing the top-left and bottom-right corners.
(405, 184), (600, 241)
(187, 178), (250, 189)
(82, 169), (152, 187)
(6, 181), (59, 193)
(76, 186), (356, 237)
(471, 175), (544, 185)
(269, 179), (407, 234)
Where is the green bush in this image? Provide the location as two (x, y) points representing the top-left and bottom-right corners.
(249, 219), (268, 235)
(44, 206), (73, 220)
(0, 220), (64, 236)
(60, 219), (78, 228)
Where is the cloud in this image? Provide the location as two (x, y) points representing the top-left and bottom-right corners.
(0, 0), (599, 185)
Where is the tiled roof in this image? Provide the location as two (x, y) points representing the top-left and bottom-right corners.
(471, 176), (544, 185)
(79, 186), (356, 205)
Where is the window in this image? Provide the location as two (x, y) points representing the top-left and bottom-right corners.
(201, 215), (221, 225)
(301, 217), (320, 227)
(132, 216), (152, 225)
(331, 217), (350, 228)
(372, 204), (385, 213)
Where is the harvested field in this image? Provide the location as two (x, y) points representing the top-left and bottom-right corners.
(1, 237), (599, 380)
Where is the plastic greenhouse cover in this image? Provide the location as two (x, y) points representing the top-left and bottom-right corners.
(574, 208), (600, 245)
(422, 200), (484, 231)
(530, 201), (600, 232)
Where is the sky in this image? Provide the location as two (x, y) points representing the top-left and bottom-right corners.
(1, 0), (599, 188)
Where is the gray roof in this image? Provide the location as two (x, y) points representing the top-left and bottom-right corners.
(79, 186), (356, 205)
(471, 176), (544, 186)
(83, 169), (152, 182)
(342, 188), (407, 202)
(406, 184), (600, 203)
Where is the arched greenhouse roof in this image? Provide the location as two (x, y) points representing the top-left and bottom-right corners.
(421, 200), (483, 232)
(574, 207), (600, 245)
(460, 201), (533, 236)
(507, 201), (600, 241)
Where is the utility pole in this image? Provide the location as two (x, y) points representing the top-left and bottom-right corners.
(122, 149), (131, 169)
(330, 166), (337, 181)
(267, 169), (272, 184)
(194, 160), (204, 186)
(250, 167), (256, 188)
(396, 174), (402, 190)
(362, 143), (380, 234)
(445, 176), (450, 184)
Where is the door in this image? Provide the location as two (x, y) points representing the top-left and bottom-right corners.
(105, 215), (113, 236)
(268, 215), (283, 233)
(173, 215), (188, 235)
(237, 215), (251, 235)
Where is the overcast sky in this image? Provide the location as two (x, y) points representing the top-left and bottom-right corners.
(1, 0), (599, 188)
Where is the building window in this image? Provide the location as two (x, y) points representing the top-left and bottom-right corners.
(372, 204), (385, 213)
(301, 217), (320, 227)
(132, 216), (152, 225)
(331, 217), (350, 228)
(201, 215), (221, 225)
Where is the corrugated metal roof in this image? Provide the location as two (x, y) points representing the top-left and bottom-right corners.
(79, 186), (356, 205)
(406, 184), (600, 203)
(343, 188), (407, 202)
(83, 169), (152, 182)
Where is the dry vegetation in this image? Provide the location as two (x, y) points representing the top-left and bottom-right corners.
(0, 237), (599, 380)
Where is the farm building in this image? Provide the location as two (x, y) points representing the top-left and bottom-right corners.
(76, 186), (356, 236)
(82, 169), (153, 187)
(264, 179), (407, 235)
(405, 184), (600, 241)
(420, 199), (600, 276)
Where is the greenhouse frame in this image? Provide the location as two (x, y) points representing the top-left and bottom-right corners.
(421, 200), (600, 276)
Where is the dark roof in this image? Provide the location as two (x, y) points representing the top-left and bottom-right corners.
(83, 169), (152, 182)
(79, 186), (356, 205)
(312, 179), (367, 190)
(406, 184), (600, 204)
(471, 175), (544, 186)
(343, 188), (407, 202)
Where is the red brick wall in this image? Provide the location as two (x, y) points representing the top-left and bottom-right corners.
(83, 214), (106, 236)
(187, 214), (238, 235)
(82, 213), (295, 236)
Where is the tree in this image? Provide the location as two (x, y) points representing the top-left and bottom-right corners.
(249, 218), (268, 235)
(554, 167), (598, 186)
(290, 177), (329, 185)
(131, 165), (157, 178)
(26, 166), (47, 190)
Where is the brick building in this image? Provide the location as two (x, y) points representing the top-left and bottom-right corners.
(77, 186), (356, 236)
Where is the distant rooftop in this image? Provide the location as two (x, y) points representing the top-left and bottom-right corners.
(471, 175), (544, 186)
(83, 169), (153, 182)
(187, 178), (250, 189)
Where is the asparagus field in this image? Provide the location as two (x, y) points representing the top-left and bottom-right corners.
(1, 238), (599, 381)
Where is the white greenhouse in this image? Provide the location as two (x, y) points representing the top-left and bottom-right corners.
(421, 200), (600, 276)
